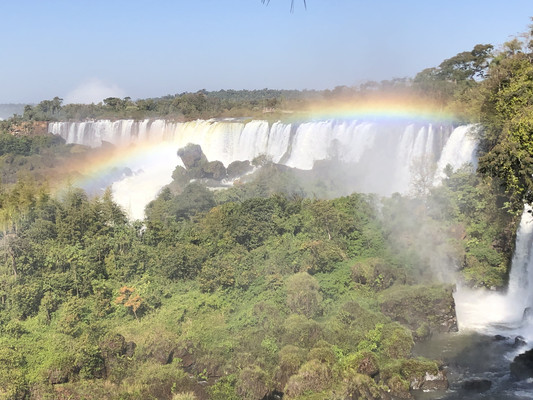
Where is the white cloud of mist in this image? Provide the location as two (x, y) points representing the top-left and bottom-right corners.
(64, 78), (126, 104)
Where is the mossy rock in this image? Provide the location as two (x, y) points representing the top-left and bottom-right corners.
(380, 323), (414, 359)
(379, 285), (457, 338)
(284, 359), (333, 399)
(344, 350), (379, 377)
(340, 372), (387, 400)
(277, 345), (308, 389)
(385, 374), (411, 399)
(178, 144), (207, 170)
(203, 160), (226, 180)
(237, 365), (272, 400)
(227, 160), (253, 180)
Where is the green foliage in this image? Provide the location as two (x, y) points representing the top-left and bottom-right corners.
(284, 359), (334, 399)
(472, 29), (533, 205)
(380, 324), (414, 359)
(286, 272), (322, 318)
(351, 258), (405, 290)
(236, 365), (273, 400)
(120, 360), (192, 399)
(207, 375), (240, 400)
(283, 314), (323, 348)
(0, 344), (27, 399)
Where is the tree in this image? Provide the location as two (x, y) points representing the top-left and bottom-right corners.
(115, 286), (143, 321)
(413, 44), (493, 103)
(477, 33), (533, 205)
(409, 155), (437, 198)
(103, 97), (124, 111)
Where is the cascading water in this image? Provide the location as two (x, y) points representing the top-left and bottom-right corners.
(418, 209), (533, 400)
(455, 206), (533, 340)
(49, 119), (478, 219)
(434, 124), (479, 184)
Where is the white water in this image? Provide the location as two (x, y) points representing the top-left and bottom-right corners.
(455, 206), (533, 341)
(49, 119), (477, 220)
(434, 124), (479, 184)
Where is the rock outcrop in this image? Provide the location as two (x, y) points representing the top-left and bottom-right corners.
(379, 285), (458, 340)
(461, 378), (492, 392)
(510, 348), (533, 380)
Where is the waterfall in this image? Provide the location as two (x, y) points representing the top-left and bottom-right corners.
(48, 119), (478, 219)
(434, 124), (479, 184)
(507, 207), (533, 317)
(455, 207), (533, 341)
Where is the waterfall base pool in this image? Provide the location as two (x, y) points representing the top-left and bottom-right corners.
(413, 333), (533, 400)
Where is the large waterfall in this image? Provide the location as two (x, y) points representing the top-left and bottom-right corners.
(49, 119), (478, 219)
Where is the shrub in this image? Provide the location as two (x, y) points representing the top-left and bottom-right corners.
(286, 272), (322, 318)
(351, 258), (405, 290)
(284, 359), (333, 399)
(282, 314), (323, 348)
(380, 324), (414, 359)
(236, 365), (272, 400)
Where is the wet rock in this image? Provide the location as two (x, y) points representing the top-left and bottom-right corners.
(227, 160), (253, 179)
(510, 348), (533, 380)
(178, 144), (206, 170)
(493, 334), (508, 341)
(513, 336), (527, 348)
(203, 160), (226, 180)
(413, 371), (449, 391)
(462, 378), (492, 392)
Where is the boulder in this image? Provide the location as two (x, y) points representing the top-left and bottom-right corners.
(227, 160), (253, 179)
(513, 336), (527, 348)
(493, 334), (508, 341)
(177, 144), (207, 170)
(510, 348), (533, 380)
(99, 333), (136, 377)
(203, 160), (227, 180)
(48, 368), (69, 385)
(412, 370), (449, 391)
(461, 378), (492, 392)
(379, 285), (458, 339)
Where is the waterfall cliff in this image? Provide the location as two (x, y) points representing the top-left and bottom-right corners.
(49, 119), (478, 204)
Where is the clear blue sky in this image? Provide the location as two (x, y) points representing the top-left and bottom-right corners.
(1, 0), (531, 103)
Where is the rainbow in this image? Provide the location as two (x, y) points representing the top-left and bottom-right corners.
(53, 141), (180, 196)
(296, 95), (460, 124)
(48, 96), (462, 218)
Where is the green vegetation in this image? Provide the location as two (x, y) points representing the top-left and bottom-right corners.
(0, 171), (466, 399)
(0, 17), (531, 400)
(0, 151), (519, 399)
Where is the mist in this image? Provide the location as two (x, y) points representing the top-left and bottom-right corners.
(63, 78), (126, 105)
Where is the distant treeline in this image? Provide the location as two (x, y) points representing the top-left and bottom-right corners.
(4, 78), (448, 124)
